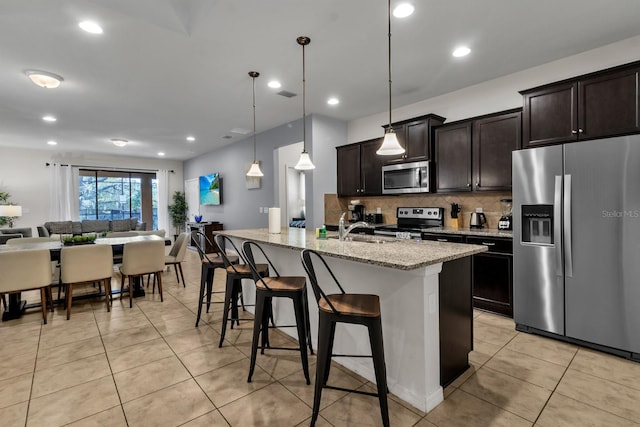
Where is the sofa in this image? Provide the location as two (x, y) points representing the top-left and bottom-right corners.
(0, 227), (33, 244)
(38, 218), (147, 238)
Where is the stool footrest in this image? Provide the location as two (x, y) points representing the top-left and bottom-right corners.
(267, 324), (296, 329)
(259, 345), (303, 352)
(331, 353), (373, 359)
(324, 385), (379, 398)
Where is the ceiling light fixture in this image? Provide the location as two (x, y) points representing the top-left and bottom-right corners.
(246, 71), (264, 177)
(47, 140), (57, 146)
(186, 136), (195, 142)
(158, 152), (165, 156)
(42, 115), (57, 122)
(78, 20), (103, 34)
(111, 138), (128, 147)
(393, 2), (415, 18)
(294, 36), (315, 171)
(327, 97), (339, 105)
(24, 70), (64, 89)
(453, 46), (471, 57)
(267, 80), (281, 89)
(377, 0), (405, 156)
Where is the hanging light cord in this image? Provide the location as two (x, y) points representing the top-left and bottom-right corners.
(387, 0), (393, 129)
(302, 40), (307, 151)
(252, 73), (257, 162)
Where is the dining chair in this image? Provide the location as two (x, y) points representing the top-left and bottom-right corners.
(0, 249), (53, 324)
(60, 244), (114, 319)
(120, 239), (165, 307)
(164, 232), (189, 287)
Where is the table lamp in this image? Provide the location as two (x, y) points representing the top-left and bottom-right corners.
(0, 205), (22, 228)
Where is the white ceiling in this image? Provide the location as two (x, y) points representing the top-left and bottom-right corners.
(1, 0), (639, 160)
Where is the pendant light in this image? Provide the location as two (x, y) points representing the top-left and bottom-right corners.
(294, 36), (315, 170)
(377, 0), (405, 155)
(246, 71), (264, 177)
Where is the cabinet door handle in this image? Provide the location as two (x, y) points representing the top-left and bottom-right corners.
(476, 181), (480, 188)
(437, 238), (448, 242)
(578, 128), (584, 133)
(481, 242), (496, 246)
(467, 183), (471, 187)
(571, 130), (578, 134)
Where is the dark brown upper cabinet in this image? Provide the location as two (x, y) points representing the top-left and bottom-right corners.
(336, 138), (384, 197)
(473, 110), (522, 192)
(382, 114), (446, 164)
(434, 121), (473, 192)
(435, 109), (522, 193)
(521, 64), (640, 148)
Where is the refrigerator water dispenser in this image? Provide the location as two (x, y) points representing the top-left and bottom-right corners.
(521, 205), (554, 245)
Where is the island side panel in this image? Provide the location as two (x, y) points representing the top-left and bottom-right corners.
(439, 256), (473, 387)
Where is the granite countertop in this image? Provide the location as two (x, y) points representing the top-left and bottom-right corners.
(221, 228), (487, 271)
(424, 227), (513, 238)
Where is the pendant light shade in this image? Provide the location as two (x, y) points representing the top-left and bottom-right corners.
(294, 36), (315, 171)
(377, 0), (405, 156)
(246, 71), (264, 177)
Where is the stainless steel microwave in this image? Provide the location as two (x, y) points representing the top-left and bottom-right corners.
(382, 161), (430, 194)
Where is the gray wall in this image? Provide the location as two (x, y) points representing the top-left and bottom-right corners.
(184, 114), (346, 230)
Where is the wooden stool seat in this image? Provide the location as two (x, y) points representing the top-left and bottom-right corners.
(257, 276), (306, 291)
(319, 294), (380, 317)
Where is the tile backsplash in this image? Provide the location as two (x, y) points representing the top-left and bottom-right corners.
(324, 192), (512, 229)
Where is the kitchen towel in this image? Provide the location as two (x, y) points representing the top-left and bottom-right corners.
(268, 207), (281, 234)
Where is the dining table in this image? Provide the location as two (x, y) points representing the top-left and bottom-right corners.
(0, 234), (167, 321)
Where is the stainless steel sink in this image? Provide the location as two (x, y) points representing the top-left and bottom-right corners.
(328, 236), (391, 244)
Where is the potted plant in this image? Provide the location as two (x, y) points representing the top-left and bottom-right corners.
(168, 191), (188, 240)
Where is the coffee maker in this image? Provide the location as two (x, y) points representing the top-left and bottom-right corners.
(348, 204), (365, 223)
(498, 198), (513, 230)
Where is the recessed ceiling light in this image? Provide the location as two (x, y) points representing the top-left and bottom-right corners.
(111, 138), (128, 147)
(78, 21), (103, 34)
(452, 46), (471, 57)
(157, 152), (165, 156)
(268, 80), (281, 89)
(42, 115), (57, 122)
(186, 136), (195, 142)
(24, 70), (64, 88)
(47, 140), (57, 146)
(393, 3), (415, 18)
(327, 97), (339, 105)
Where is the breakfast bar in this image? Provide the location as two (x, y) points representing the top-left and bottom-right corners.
(221, 227), (487, 412)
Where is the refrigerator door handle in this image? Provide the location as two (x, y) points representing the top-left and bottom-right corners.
(564, 174), (573, 277)
(554, 175), (563, 277)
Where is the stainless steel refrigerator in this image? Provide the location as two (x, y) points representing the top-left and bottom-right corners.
(513, 134), (640, 359)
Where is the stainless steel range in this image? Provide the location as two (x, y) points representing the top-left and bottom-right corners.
(374, 207), (444, 238)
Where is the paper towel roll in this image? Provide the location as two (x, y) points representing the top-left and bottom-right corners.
(268, 208), (281, 234)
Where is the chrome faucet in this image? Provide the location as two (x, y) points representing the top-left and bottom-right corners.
(338, 212), (369, 241)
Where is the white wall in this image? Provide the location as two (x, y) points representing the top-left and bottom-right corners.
(348, 35), (640, 143)
(0, 146), (184, 234)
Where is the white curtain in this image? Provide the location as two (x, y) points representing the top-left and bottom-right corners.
(49, 164), (79, 220)
(157, 169), (170, 235)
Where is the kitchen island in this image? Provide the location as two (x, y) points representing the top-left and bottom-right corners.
(221, 227), (486, 412)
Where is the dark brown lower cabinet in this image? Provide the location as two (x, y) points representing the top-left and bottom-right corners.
(467, 236), (513, 317)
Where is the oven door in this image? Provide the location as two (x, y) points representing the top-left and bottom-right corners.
(382, 161), (429, 194)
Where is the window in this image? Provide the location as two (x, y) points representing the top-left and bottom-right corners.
(79, 170), (157, 228)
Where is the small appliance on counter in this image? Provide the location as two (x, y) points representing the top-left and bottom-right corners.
(450, 203), (461, 229)
(348, 202), (365, 223)
(470, 208), (487, 229)
(365, 213), (384, 224)
(498, 198), (513, 230)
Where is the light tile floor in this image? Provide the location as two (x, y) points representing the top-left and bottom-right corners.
(2, 250), (640, 426)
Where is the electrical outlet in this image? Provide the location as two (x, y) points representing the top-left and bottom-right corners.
(258, 207), (263, 213)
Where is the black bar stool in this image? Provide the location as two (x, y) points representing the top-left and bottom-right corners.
(214, 234), (269, 347)
(243, 241), (313, 385)
(191, 231), (238, 327)
(301, 249), (389, 427)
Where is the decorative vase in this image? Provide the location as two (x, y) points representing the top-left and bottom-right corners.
(194, 215), (203, 223)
